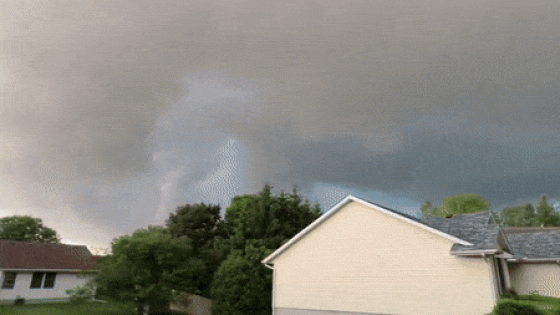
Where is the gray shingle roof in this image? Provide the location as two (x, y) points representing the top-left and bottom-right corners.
(503, 228), (560, 259)
(423, 212), (504, 253)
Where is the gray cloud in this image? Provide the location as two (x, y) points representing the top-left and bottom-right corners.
(2, 0), (560, 247)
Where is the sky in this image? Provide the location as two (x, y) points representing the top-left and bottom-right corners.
(1, 0), (560, 250)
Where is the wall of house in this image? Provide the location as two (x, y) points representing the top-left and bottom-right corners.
(0, 271), (93, 304)
(509, 263), (560, 297)
(272, 201), (497, 315)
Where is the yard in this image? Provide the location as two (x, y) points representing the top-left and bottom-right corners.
(494, 294), (560, 315)
(0, 301), (189, 315)
(0, 301), (137, 315)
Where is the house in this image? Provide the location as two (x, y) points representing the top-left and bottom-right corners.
(0, 240), (98, 304)
(262, 195), (560, 315)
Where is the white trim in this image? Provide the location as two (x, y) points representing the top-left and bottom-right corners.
(451, 249), (499, 256)
(262, 195), (473, 264)
(507, 258), (560, 263)
(272, 267), (276, 315)
(495, 253), (514, 259)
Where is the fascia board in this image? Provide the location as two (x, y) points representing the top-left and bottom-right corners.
(507, 258), (560, 263)
(451, 249), (499, 256)
(0, 268), (90, 273)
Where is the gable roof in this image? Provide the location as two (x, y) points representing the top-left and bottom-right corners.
(0, 240), (98, 271)
(262, 195), (474, 265)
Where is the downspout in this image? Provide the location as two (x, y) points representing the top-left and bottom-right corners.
(500, 258), (511, 290)
(263, 263), (275, 315)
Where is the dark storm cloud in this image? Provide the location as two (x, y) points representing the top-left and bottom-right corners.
(2, 0), (560, 246)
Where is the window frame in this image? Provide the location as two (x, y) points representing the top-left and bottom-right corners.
(1, 272), (17, 289)
(30, 272), (45, 289)
(29, 272), (57, 289)
(43, 272), (56, 289)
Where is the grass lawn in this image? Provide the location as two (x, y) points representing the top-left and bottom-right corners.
(495, 295), (560, 315)
(0, 301), (137, 315)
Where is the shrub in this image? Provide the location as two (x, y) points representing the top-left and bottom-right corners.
(502, 289), (519, 300)
(493, 300), (545, 315)
(66, 281), (96, 303)
(14, 296), (25, 305)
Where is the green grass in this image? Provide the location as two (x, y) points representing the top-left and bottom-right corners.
(518, 295), (560, 315)
(494, 295), (560, 315)
(0, 301), (137, 315)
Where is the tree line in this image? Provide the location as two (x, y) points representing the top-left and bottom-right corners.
(95, 184), (321, 315)
(421, 193), (560, 227)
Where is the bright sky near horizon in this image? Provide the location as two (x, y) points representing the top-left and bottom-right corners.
(2, 0), (560, 249)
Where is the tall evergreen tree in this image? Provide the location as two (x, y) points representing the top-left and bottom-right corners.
(535, 195), (560, 227)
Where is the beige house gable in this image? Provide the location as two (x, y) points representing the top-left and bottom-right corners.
(263, 196), (497, 315)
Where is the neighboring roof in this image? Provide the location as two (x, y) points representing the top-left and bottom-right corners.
(423, 212), (509, 254)
(262, 195), (473, 265)
(0, 240), (98, 271)
(503, 228), (560, 260)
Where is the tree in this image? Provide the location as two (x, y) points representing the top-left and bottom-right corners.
(211, 242), (273, 315)
(225, 184), (322, 250)
(499, 203), (537, 227)
(95, 226), (195, 315)
(166, 203), (227, 297)
(422, 194), (490, 219)
(0, 215), (59, 243)
(535, 195), (560, 227)
(211, 184), (322, 315)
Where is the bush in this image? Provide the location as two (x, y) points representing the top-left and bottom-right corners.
(66, 281), (96, 303)
(493, 300), (545, 315)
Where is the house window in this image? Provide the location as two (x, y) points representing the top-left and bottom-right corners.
(1, 272), (17, 289)
(30, 272), (57, 289)
(44, 272), (56, 288)
(30, 272), (44, 288)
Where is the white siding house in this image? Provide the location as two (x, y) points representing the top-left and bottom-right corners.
(262, 196), (513, 315)
(0, 241), (98, 304)
(508, 263), (560, 297)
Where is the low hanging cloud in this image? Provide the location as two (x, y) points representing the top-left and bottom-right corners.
(2, 0), (560, 247)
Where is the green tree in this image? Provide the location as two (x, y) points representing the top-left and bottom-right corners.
(535, 195), (560, 227)
(421, 194), (490, 219)
(499, 203), (537, 227)
(211, 184), (322, 315)
(166, 203), (227, 297)
(225, 184), (322, 250)
(94, 226), (195, 315)
(0, 215), (59, 243)
(211, 242), (273, 315)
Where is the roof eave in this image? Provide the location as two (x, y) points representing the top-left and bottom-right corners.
(0, 268), (96, 272)
(450, 249), (500, 256)
(507, 258), (560, 263)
